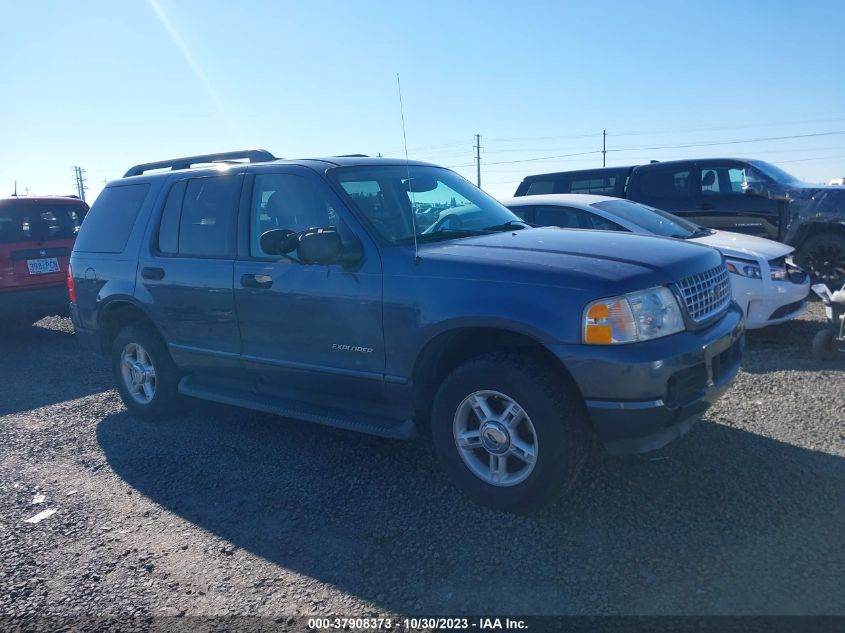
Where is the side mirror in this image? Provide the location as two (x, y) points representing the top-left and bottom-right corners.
(742, 182), (763, 197)
(260, 229), (299, 256)
(298, 227), (362, 266)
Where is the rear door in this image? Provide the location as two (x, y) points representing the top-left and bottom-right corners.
(0, 200), (87, 292)
(137, 174), (243, 372)
(693, 160), (781, 238)
(628, 164), (699, 219)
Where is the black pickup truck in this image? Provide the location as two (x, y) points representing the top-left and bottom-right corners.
(514, 158), (845, 284)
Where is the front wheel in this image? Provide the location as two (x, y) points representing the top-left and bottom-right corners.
(796, 234), (845, 286)
(431, 352), (589, 513)
(111, 323), (181, 418)
(812, 328), (842, 361)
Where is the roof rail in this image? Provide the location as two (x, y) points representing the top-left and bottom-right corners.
(123, 149), (277, 178)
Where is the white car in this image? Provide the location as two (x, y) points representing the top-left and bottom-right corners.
(501, 194), (810, 329)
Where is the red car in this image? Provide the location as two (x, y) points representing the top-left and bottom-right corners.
(0, 196), (89, 324)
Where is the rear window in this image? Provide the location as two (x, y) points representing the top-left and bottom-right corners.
(0, 202), (87, 244)
(74, 184), (150, 253)
(592, 199), (697, 238)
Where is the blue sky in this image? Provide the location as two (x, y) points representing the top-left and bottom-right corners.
(2, 0), (844, 203)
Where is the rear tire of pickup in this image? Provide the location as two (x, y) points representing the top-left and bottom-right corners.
(111, 324), (181, 419)
(796, 234), (845, 286)
(431, 352), (589, 513)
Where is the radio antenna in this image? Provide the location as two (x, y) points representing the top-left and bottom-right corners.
(397, 73), (420, 264)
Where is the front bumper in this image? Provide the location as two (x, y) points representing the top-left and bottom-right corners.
(0, 285), (70, 321)
(550, 303), (745, 454)
(732, 272), (810, 329)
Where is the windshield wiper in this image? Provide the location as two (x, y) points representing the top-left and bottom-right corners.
(689, 227), (714, 238)
(481, 220), (532, 232)
(413, 229), (490, 243)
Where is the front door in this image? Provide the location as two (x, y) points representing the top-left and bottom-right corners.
(233, 168), (386, 404)
(693, 160), (782, 239)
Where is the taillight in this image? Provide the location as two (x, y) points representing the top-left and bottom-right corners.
(67, 263), (77, 304)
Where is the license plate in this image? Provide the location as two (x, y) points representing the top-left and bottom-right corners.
(825, 306), (834, 321)
(27, 258), (60, 275)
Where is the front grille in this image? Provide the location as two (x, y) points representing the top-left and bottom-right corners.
(676, 264), (732, 323)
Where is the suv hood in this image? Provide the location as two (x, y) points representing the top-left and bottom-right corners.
(419, 227), (723, 295)
(691, 230), (792, 262)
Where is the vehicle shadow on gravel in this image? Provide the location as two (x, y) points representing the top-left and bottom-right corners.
(0, 318), (110, 415)
(97, 404), (845, 615)
(744, 316), (845, 373)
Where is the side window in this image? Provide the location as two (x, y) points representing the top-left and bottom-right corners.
(701, 168), (720, 194)
(584, 214), (625, 231)
(569, 176), (617, 195)
(179, 177), (240, 258)
(701, 166), (746, 194)
(533, 206), (584, 229)
(507, 206), (533, 223)
(728, 167), (745, 193)
(638, 168), (691, 199)
(74, 184), (150, 253)
(250, 173), (339, 258)
(157, 180), (185, 255)
(526, 180), (555, 195)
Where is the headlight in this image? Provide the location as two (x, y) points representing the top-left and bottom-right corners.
(725, 258), (762, 279)
(583, 286), (685, 345)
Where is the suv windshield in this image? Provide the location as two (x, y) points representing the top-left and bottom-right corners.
(0, 202), (86, 244)
(330, 165), (523, 243)
(591, 199), (700, 238)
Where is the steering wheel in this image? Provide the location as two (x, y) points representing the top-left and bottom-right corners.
(423, 212), (464, 234)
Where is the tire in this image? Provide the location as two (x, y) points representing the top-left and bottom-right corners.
(812, 328), (841, 361)
(431, 351), (590, 513)
(796, 234), (845, 286)
(111, 323), (182, 418)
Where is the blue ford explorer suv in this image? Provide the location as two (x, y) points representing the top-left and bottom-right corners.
(70, 150), (744, 512)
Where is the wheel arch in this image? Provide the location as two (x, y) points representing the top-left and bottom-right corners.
(97, 299), (163, 355)
(411, 326), (581, 424)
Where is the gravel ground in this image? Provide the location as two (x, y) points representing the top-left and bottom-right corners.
(1, 303), (843, 620)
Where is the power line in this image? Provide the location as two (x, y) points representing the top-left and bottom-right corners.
(606, 130), (845, 154)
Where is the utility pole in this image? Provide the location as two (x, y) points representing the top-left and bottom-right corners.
(72, 166), (88, 202)
(474, 133), (482, 187)
(602, 129), (607, 167)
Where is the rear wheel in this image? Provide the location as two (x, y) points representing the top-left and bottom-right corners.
(111, 324), (181, 418)
(796, 234), (845, 286)
(431, 352), (589, 513)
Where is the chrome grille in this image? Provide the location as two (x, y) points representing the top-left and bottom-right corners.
(676, 264), (731, 323)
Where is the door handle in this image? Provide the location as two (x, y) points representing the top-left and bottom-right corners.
(697, 202), (715, 211)
(141, 267), (165, 281)
(241, 273), (273, 289)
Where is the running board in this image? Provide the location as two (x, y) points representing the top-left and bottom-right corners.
(178, 376), (416, 440)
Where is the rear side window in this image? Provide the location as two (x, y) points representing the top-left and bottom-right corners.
(520, 170), (626, 196)
(638, 168), (691, 199)
(533, 205), (586, 229)
(74, 185), (150, 253)
(156, 176), (240, 258)
(525, 180), (555, 195)
(0, 203), (87, 244)
(569, 176), (618, 194)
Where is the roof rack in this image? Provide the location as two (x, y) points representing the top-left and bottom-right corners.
(123, 149), (277, 178)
